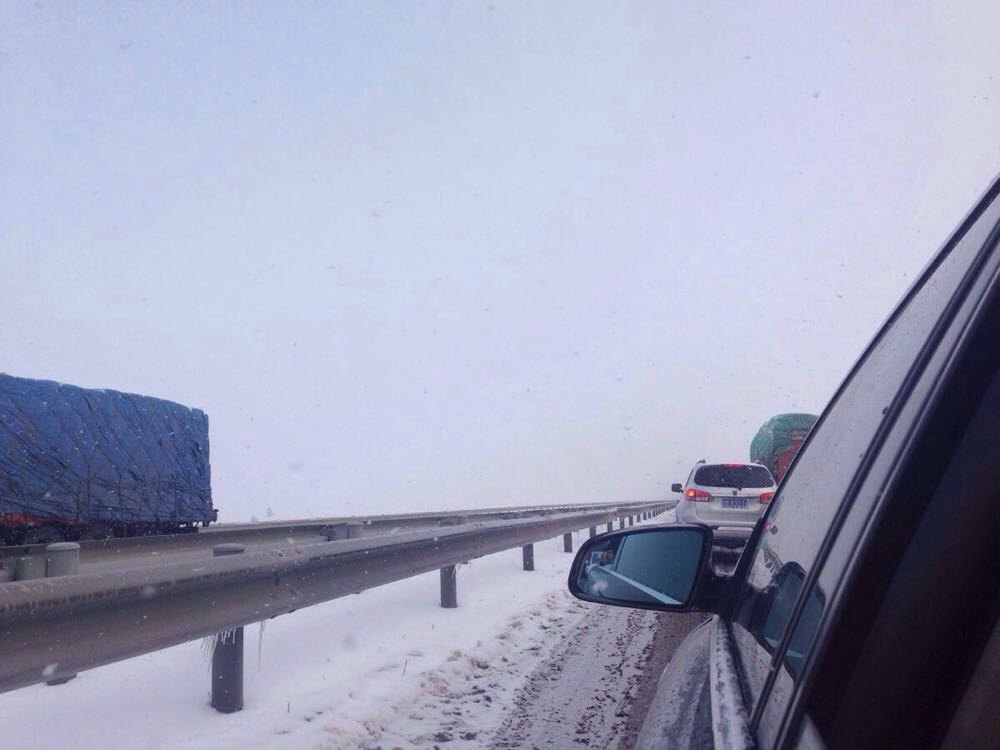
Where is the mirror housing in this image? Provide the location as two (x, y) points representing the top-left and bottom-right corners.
(670, 483), (683, 493)
(568, 525), (727, 614)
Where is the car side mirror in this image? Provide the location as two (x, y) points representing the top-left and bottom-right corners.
(671, 483), (683, 493)
(568, 526), (720, 612)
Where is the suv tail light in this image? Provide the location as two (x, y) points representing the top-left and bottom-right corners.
(759, 491), (774, 504)
(684, 488), (711, 502)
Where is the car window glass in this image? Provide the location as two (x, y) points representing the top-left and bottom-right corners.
(693, 465), (773, 488)
(761, 565), (801, 650)
(731, 193), (1000, 718)
(780, 583), (825, 678)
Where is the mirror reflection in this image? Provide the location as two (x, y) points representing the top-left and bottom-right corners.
(576, 529), (705, 607)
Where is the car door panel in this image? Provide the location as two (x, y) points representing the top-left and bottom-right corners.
(636, 618), (715, 750)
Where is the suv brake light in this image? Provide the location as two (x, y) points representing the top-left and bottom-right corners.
(759, 491), (774, 503)
(684, 488), (711, 502)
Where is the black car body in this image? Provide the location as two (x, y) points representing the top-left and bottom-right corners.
(570, 175), (1000, 749)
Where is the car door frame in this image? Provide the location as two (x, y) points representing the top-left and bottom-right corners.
(724, 173), (1000, 748)
(772, 209), (1000, 747)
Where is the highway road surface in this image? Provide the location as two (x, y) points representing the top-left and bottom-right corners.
(490, 607), (706, 749)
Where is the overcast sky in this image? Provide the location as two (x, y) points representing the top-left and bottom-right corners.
(2, 2), (998, 521)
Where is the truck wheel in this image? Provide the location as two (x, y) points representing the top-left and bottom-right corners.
(78, 523), (114, 541)
(23, 525), (64, 545)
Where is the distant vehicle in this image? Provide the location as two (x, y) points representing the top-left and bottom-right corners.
(750, 413), (818, 483)
(0, 374), (216, 545)
(671, 462), (776, 543)
(570, 176), (1000, 748)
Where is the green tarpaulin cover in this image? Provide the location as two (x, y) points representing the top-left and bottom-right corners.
(750, 413), (818, 466)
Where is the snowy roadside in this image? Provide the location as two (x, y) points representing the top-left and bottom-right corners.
(1, 511), (675, 749)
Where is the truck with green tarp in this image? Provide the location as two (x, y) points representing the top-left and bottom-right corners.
(750, 413), (818, 483)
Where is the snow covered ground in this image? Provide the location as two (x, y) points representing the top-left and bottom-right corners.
(2, 512), (674, 749)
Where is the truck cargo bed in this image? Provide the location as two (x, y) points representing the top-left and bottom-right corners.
(0, 374), (215, 530)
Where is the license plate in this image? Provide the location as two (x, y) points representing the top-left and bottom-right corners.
(722, 497), (749, 509)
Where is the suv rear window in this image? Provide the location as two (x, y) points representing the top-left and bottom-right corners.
(694, 464), (773, 489)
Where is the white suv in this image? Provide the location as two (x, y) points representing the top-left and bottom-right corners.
(671, 461), (776, 542)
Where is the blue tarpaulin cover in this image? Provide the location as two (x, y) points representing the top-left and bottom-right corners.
(0, 374), (214, 524)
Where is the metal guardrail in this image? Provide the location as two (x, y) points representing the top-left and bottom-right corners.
(0, 501), (670, 569)
(0, 502), (671, 701)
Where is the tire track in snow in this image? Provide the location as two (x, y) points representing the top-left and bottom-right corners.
(490, 607), (704, 749)
(322, 591), (596, 749)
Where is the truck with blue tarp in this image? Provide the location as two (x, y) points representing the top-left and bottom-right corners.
(0, 373), (216, 545)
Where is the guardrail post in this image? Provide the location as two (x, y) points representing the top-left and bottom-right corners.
(563, 532), (573, 553)
(45, 542), (80, 578)
(619, 517), (626, 530)
(211, 543), (245, 714)
(588, 526), (597, 538)
(628, 515), (634, 527)
(14, 554), (45, 581)
(440, 565), (458, 608)
(43, 542), (81, 685)
(326, 521), (365, 541)
(606, 522), (613, 533)
(522, 544), (534, 571)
